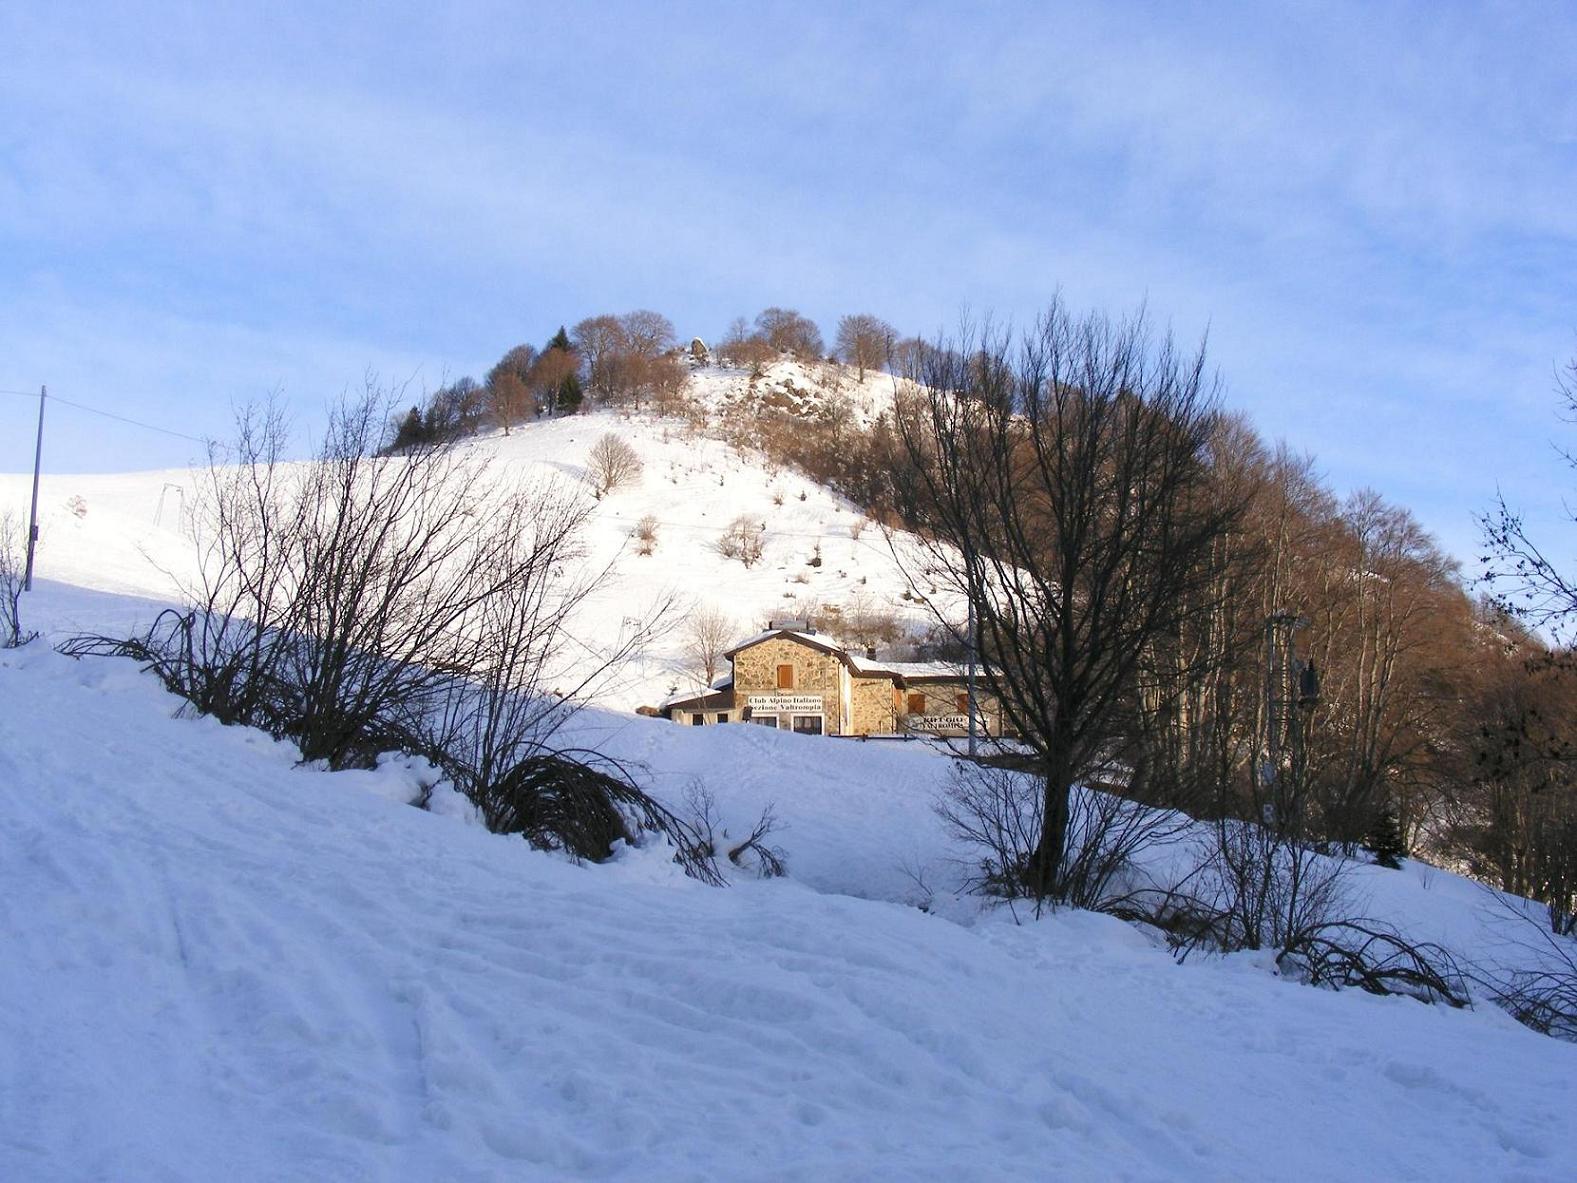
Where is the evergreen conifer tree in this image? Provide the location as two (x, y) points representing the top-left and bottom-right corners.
(1365, 801), (1406, 869)
(557, 371), (583, 415)
(390, 406), (426, 451)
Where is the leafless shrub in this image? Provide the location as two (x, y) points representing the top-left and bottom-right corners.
(685, 784), (787, 879)
(849, 517), (868, 542)
(442, 749), (720, 881)
(1278, 920), (1469, 1006)
(0, 511), (36, 649)
(1473, 890), (1577, 1040)
(1183, 816), (1353, 956)
(586, 433), (642, 498)
(64, 391), (591, 768)
(717, 516), (765, 567)
(57, 391), (725, 878)
(937, 760), (1192, 911)
(634, 515), (659, 556)
(1123, 808), (1472, 1010)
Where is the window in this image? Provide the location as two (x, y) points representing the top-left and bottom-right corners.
(776, 663), (795, 690)
(791, 715), (823, 735)
(691, 713), (705, 726)
(956, 693), (970, 713)
(907, 692), (926, 716)
(751, 714), (780, 728)
(716, 713), (729, 724)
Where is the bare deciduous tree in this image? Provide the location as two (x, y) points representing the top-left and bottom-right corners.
(686, 605), (735, 686)
(572, 315), (629, 399)
(719, 317), (775, 370)
(529, 347), (580, 417)
(755, 307), (824, 358)
(621, 309), (677, 358)
(490, 344), (538, 380)
(586, 434), (643, 498)
(893, 301), (1240, 903)
(488, 370), (531, 434)
(1482, 351), (1577, 644)
(835, 313), (896, 381)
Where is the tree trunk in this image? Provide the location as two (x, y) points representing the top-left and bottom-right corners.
(1031, 761), (1073, 899)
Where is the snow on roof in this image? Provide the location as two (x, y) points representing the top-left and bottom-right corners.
(721, 629), (842, 660)
(658, 675), (733, 710)
(721, 629), (975, 682)
(845, 656), (973, 680)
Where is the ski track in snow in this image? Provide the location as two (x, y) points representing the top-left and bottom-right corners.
(2, 638), (1575, 1182)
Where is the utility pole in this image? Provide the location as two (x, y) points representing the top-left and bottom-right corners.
(23, 385), (45, 592)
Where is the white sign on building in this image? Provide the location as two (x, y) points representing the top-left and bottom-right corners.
(745, 694), (826, 715)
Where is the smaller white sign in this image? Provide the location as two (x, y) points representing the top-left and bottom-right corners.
(746, 694), (825, 714)
(906, 714), (973, 733)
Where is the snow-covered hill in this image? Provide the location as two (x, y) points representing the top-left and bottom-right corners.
(4, 364), (1576, 1179)
(0, 360), (929, 713)
(3, 607), (1575, 1181)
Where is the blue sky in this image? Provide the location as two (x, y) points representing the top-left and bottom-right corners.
(2, 2), (1575, 566)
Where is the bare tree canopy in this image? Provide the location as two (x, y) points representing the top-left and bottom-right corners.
(719, 316), (775, 369)
(893, 301), (1240, 902)
(487, 344), (538, 388)
(686, 605), (735, 686)
(620, 309), (677, 358)
(586, 433), (643, 498)
(1482, 351), (1577, 644)
(835, 314), (896, 381)
(530, 347), (580, 416)
(570, 311), (682, 406)
(755, 307), (824, 358)
(572, 315), (629, 398)
(488, 370), (531, 434)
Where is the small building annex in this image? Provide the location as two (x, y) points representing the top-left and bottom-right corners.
(660, 620), (1005, 738)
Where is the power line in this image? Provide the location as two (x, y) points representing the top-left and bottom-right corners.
(0, 386), (208, 444)
(47, 394), (209, 445)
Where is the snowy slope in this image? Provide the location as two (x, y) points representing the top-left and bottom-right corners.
(0, 361), (932, 712)
(4, 626), (1576, 1182)
(4, 370), (1577, 1179)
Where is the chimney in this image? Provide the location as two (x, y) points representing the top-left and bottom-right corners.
(865, 644), (878, 660)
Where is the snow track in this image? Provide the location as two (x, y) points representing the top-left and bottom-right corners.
(3, 641), (1575, 1181)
